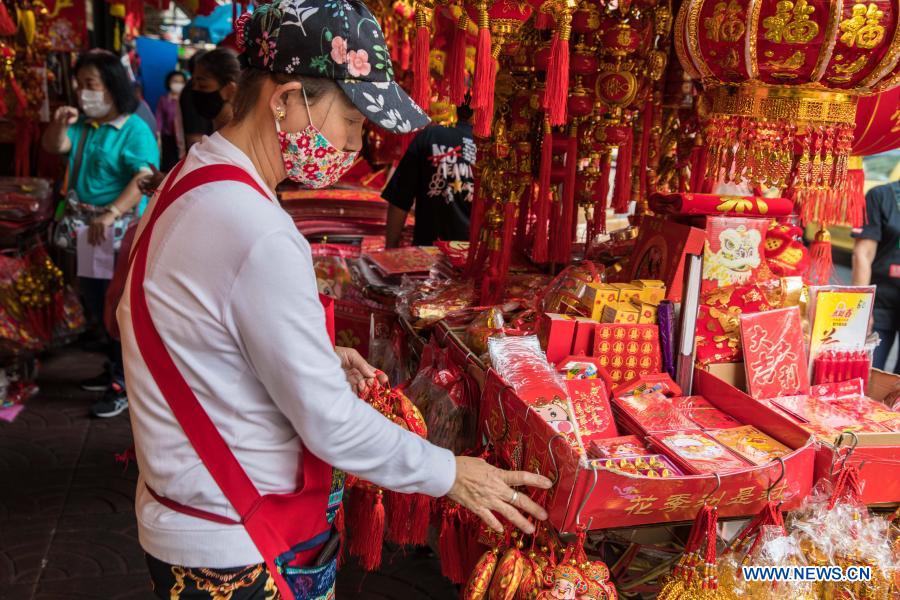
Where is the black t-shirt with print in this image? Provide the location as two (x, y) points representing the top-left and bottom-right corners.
(852, 181), (900, 329)
(382, 122), (476, 246)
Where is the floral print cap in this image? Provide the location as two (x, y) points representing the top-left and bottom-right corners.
(237, 0), (430, 134)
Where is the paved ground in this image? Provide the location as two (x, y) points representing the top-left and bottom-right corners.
(0, 349), (457, 599)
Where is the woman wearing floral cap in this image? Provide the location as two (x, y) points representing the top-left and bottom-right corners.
(118, 2), (551, 599)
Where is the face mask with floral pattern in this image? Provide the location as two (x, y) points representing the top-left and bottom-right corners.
(276, 89), (358, 189)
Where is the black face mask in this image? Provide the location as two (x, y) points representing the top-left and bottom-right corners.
(192, 89), (224, 120)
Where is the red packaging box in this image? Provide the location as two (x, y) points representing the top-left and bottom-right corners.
(572, 317), (597, 356)
(593, 324), (661, 386)
(624, 215), (706, 302)
(740, 307), (809, 400)
(708, 425), (793, 465)
(566, 379), (618, 444)
(649, 430), (753, 474)
(538, 313), (578, 365)
(482, 368), (815, 532)
(700, 216), (769, 293)
(613, 394), (697, 433)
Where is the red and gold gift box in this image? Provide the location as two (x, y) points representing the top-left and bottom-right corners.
(589, 435), (653, 459)
(701, 217), (772, 294)
(592, 324), (661, 386)
(601, 301), (640, 324)
(695, 283), (774, 366)
(649, 430), (752, 474)
(537, 313), (578, 365)
(708, 425), (793, 466)
(571, 317), (597, 356)
(623, 216), (706, 302)
(566, 379), (618, 444)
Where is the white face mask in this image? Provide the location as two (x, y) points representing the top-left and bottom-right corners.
(79, 89), (112, 119)
(170, 82), (185, 94)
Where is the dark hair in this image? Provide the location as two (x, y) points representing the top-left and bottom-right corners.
(165, 70), (187, 90)
(187, 50), (207, 74)
(456, 104), (474, 123)
(196, 48), (241, 87)
(74, 49), (138, 115)
(231, 68), (340, 123)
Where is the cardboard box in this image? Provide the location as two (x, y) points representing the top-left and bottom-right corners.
(634, 301), (658, 324)
(583, 284), (619, 320)
(601, 302), (640, 324)
(612, 283), (642, 304)
(538, 313), (578, 365)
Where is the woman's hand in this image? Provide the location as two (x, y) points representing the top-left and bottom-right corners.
(335, 346), (388, 394)
(88, 211), (117, 246)
(53, 106), (79, 127)
(448, 456), (552, 535)
(138, 166), (166, 197)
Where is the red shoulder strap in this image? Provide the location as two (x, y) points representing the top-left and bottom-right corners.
(129, 163), (274, 518)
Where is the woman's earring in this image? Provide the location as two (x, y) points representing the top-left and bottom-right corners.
(276, 108), (286, 121)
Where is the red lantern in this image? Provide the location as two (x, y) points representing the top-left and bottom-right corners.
(675, 0), (900, 227)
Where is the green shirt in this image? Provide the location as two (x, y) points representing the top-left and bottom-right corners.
(66, 113), (159, 209)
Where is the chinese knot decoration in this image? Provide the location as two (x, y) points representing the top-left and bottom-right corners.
(675, 0), (900, 227)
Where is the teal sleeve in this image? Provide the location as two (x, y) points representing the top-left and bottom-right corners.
(121, 118), (160, 175)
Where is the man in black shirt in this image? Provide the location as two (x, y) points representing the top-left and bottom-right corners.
(383, 104), (476, 247)
(852, 180), (900, 373)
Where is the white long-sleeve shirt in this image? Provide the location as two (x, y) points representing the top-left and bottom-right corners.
(118, 133), (456, 568)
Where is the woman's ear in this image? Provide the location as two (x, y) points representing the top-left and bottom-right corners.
(268, 80), (303, 119)
(221, 81), (239, 102)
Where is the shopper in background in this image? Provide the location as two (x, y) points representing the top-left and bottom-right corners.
(191, 47), (240, 131)
(133, 81), (159, 135)
(179, 51), (214, 152)
(383, 101), (476, 247)
(156, 70), (186, 171)
(41, 49), (159, 418)
(138, 50), (240, 195)
(852, 179), (900, 373)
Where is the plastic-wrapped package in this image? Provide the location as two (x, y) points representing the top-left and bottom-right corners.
(465, 307), (505, 357)
(312, 254), (353, 299)
(405, 341), (478, 454)
(487, 335), (564, 403)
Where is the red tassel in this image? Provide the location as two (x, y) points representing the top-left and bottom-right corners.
(553, 133), (578, 263)
(346, 487), (385, 571)
(638, 101), (654, 202)
(472, 2), (492, 109)
(335, 504), (347, 569)
(613, 130), (633, 213)
(385, 491), (414, 545)
(535, 9), (553, 30)
(10, 77), (26, 114)
(438, 505), (466, 584)
(0, 89), (8, 119)
(516, 177), (533, 250)
(400, 32), (411, 72)
(473, 63), (496, 138)
(845, 159), (866, 227)
(533, 121), (553, 263)
(411, 8), (431, 110)
(543, 17), (571, 126)
(807, 228), (834, 286)
(448, 12), (469, 106)
(488, 200), (518, 303)
(0, 3), (15, 36)
(385, 492), (430, 546)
